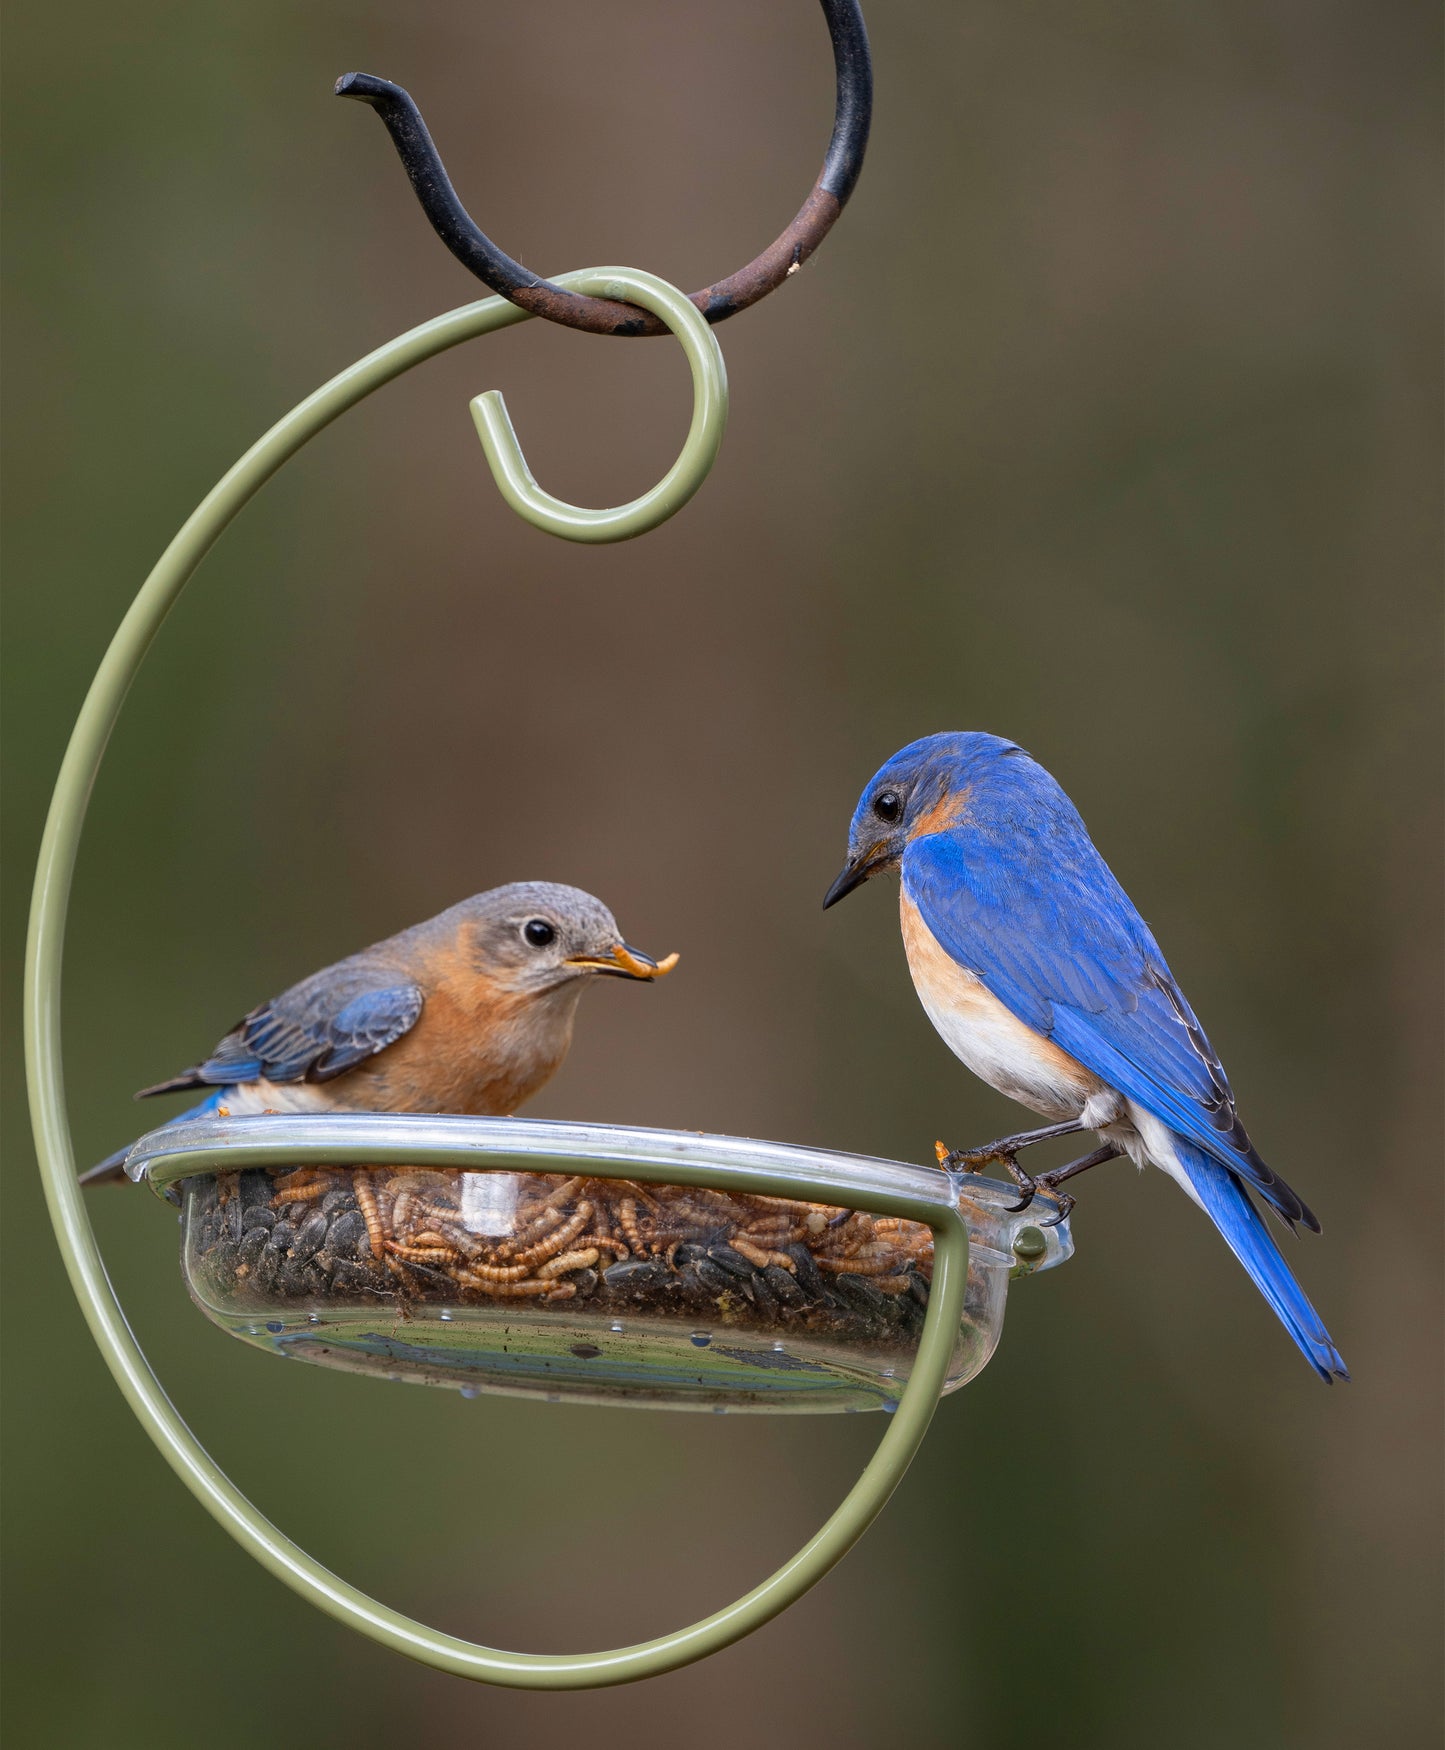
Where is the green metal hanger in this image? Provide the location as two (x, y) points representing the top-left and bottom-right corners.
(23, 265), (976, 1688)
(471, 267), (728, 541)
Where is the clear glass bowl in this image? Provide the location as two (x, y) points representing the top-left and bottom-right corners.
(130, 1116), (1073, 1414)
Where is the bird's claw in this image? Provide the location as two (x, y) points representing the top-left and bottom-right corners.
(1000, 1162), (1038, 1213)
(1034, 1184), (1076, 1228)
(1009, 1162), (1083, 1224)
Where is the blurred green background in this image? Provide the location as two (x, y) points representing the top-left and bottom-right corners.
(3, 1), (1440, 1745)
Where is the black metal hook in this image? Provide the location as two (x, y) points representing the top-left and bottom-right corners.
(335, 0), (872, 338)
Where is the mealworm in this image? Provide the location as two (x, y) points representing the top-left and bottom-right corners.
(817, 1219), (874, 1258)
(666, 1193), (736, 1225)
(537, 1246), (599, 1282)
(406, 1230), (455, 1251)
(385, 1240), (462, 1267)
(734, 1210), (794, 1233)
(739, 1220), (807, 1246)
(375, 1181), (396, 1239)
(737, 1194), (831, 1219)
(538, 1174), (584, 1211)
(384, 1170), (456, 1195)
(617, 1200), (649, 1257)
(588, 1233), (630, 1258)
(273, 1168), (325, 1195)
(728, 1234), (795, 1272)
(271, 1179), (329, 1206)
(645, 1224), (707, 1253)
(353, 1172), (385, 1261)
(511, 1204), (594, 1270)
(494, 1204), (566, 1260)
(457, 1277), (558, 1299)
(414, 1195), (463, 1226)
(816, 1251), (909, 1277)
(456, 1258), (535, 1284)
(411, 1217), (487, 1258)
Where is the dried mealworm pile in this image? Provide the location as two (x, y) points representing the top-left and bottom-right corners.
(185, 1166), (937, 1338)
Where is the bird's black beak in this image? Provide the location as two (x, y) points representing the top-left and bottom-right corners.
(822, 845), (893, 909)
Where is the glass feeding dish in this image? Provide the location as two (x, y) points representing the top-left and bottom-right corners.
(129, 1115), (1073, 1414)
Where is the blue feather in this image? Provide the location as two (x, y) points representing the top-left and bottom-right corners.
(1171, 1138), (1349, 1381)
(78, 1088), (229, 1186)
(136, 974), (424, 1098)
(904, 803), (1317, 1230)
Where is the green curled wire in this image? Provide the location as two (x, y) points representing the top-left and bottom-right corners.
(472, 266), (728, 541)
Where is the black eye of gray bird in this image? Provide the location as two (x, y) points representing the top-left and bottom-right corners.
(873, 789), (902, 823)
(523, 919), (556, 947)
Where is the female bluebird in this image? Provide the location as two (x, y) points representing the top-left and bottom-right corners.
(83, 882), (677, 1184)
(824, 732), (1347, 1381)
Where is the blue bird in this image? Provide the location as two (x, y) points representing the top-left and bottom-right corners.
(824, 732), (1347, 1381)
(82, 882), (676, 1185)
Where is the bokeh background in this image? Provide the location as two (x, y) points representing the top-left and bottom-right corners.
(4, 2), (1440, 1745)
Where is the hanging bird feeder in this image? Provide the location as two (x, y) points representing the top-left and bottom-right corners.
(139, 1113), (1071, 1410)
(25, 0), (1074, 1689)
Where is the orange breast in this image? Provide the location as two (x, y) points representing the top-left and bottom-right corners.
(342, 950), (575, 1116)
(899, 890), (1104, 1118)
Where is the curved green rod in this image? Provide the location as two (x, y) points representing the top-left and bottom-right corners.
(473, 267), (727, 541)
(23, 274), (958, 1688)
(133, 1138), (968, 1688)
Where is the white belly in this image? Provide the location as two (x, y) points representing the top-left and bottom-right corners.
(899, 891), (1108, 1120)
(897, 892), (1204, 1203)
(217, 1078), (338, 1116)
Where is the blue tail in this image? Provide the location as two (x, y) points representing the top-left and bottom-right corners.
(1173, 1137), (1348, 1382)
(79, 1090), (227, 1186)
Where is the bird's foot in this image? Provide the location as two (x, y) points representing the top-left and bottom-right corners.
(935, 1137), (1013, 1176)
(934, 1118), (1084, 1185)
(935, 1138), (1042, 1213)
(935, 1124), (1107, 1226)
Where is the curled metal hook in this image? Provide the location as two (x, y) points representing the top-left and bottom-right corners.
(472, 266), (727, 542)
(335, 0), (872, 338)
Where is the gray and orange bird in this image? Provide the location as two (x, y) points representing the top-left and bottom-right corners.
(83, 882), (677, 1184)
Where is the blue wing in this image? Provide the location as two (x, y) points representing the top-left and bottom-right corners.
(136, 962), (424, 1098)
(903, 829), (1318, 1231)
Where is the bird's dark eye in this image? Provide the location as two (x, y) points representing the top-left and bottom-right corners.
(873, 789), (902, 823)
(523, 919), (556, 948)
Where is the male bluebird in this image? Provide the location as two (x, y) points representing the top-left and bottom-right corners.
(824, 732), (1347, 1381)
(82, 882), (676, 1184)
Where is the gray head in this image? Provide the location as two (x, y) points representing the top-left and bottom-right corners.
(435, 882), (677, 997)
